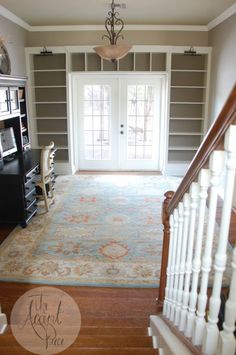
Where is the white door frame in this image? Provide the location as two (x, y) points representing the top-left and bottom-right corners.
(70, 72), (168, 172)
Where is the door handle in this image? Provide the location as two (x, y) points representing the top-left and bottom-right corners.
(120, 124), (124, 128)
(120, 131), (124, 134)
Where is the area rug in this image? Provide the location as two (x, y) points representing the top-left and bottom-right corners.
(0, 174), (183, 287)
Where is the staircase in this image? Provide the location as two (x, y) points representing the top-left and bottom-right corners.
(0, 284), (160, 354)
(156, 84), (236, 355)
(1, 325), (159, 354)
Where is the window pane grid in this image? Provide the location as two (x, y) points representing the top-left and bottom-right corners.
(127, 85), (155, 160)
(83, 85), (111, 160)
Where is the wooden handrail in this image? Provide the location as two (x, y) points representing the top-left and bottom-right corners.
(167, 83), (236, 214)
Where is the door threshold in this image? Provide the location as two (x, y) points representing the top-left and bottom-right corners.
(76, 170), (162, 175)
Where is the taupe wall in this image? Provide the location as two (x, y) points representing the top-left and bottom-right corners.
(208, 14), (236, 123)
(0, 15), (27, 76)
(26, 29), (208, 46)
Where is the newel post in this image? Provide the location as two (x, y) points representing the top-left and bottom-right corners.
(157, 190), (175, 309)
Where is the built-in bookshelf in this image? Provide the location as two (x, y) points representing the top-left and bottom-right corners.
(70, 52), (166, 72)
(168, 53), (209, 172)
(30, 52), (68, 163)
(26, 46), (211, 175)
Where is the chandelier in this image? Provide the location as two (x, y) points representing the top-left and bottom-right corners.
(93, 0), (132, 62)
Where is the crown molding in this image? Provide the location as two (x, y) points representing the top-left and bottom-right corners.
(0, 4), (235, 33)
(207, 3), (236, 30)
(0, 5), (30, 30)
(29, 24), (208, 32)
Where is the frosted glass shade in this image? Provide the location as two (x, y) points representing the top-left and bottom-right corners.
(93, 44), (132, 61)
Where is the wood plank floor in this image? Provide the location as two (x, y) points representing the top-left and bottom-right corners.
(0, 282), (159, 354)
(0, 223), (159, 353)
(0, 192), (235, 353)
(0, 282), (159, 328)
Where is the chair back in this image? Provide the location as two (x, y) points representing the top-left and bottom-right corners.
(40, 141), (54, 180)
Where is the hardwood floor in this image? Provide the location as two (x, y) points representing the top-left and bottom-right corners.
(0, 283), (159, 354)
(0, 192), (235, 353)
(0, 224), (159, 354)
(0, 283), (158, 328)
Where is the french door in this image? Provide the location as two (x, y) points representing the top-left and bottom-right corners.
(73, 74), (166, 171)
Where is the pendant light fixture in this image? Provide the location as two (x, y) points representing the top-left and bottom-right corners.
(93, 0), (132, 62)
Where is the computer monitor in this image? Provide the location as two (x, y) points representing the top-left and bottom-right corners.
(0, 127), (17, 158)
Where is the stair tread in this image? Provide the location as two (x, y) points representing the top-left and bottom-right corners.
(2, 337), (153, 348)
(79, 326), (148, 335)
(81, 318), (150, 327)
(1, 333), (153, 348)
(1, 347), (159, 355)
(61, 348), (159, 355)
(74, 335), (153, 348)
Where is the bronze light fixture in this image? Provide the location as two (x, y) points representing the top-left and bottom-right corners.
(93, 0), (132, 62)
(184, 46), (201, 56)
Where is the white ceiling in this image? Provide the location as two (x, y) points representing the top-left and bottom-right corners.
(0, 0), (235, 27)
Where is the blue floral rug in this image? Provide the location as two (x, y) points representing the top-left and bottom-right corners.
(0, 175), (180, 287)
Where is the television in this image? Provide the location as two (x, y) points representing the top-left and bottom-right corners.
(0, 127), (17, 158)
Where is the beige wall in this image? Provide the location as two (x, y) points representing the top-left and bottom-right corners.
(208, 14), (236, 123)
(0, 15), (27, 76)
(26, 29), (208, 46)
(208, 14), (236, 208)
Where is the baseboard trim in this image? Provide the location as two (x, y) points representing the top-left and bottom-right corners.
(54, 162), (72, 175)
(165, 163), (189, 177)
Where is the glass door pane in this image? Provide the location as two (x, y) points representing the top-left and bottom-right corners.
(127, 85), (154, 160)
(0, 87), (10, 116)
(77, 76), (118, 170)
(83, 85), (111, 160)
(119, 76), (163, 171)
(9, 87), (20, 113)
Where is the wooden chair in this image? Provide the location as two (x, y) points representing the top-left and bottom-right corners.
(36, 141), (55, 212)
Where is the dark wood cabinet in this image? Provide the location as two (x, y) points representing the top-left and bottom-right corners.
(0, 75), (39, 227)
(0, 150), (40, 227)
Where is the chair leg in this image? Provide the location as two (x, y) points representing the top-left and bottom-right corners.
(42, 184), (49, 212)
(48, 179), (54, 200)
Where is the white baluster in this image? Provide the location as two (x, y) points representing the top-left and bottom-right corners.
(163, 214), (174, 316)
(173, 202), (184, 325)
(192, 151), (225, 346)
(171, 202), (184, 324)
(185, 169), (211, 338)
(0, 304), (7, 334)
(179, 182), (199, 332)
(167, 209), (179, 320)
(217, 246), (236, 355)
(202, 125), (236, 354)
(174, 198), (189, 326)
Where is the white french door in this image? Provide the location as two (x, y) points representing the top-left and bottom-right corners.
(72, 74), (166, 171)
(119, 77), (161, 170)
